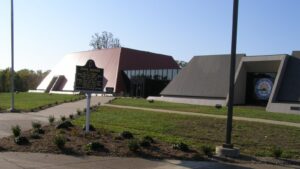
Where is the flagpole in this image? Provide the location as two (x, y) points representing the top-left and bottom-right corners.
(10, 0), (15, 112)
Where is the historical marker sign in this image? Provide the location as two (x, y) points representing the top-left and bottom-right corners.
(74, 60), (104, 92)
(74, 59), (104, 133)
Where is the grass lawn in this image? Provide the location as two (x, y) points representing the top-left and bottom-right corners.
(73, 106), (300, 158)
(111, 98), (300, 123)
(0, 92), (83, 111)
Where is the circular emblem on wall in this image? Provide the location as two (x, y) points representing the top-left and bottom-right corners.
(255, 78), (273, 100)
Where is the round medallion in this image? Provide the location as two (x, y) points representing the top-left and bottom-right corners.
(255, 78), (273, 100)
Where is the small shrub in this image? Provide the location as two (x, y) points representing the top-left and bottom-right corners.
(172, 142), (189, 152)
(140, 136), (154, 147)
(143, 136), (154, 143)
(32, 121), (42, 130)
(69, 114), (74, 119)
(215, 104), (222, 109)
(272, 146), (283, 158)
(14, 136), (29, 145)
(54, 135), (66, 149)
(140, 139), (151, 147)
(56, 121), (73, 129)
(201, 145), (214, 157)
(128, 139), (139, 152)
(76, 109), (82, 116)
(60, 116), (66, 122)
(48, 115), (55, 124)
(85, 142), (104, 152)
(11, 125), (21, 137)
(148, 99), (154, 103)
(120, 131), (133, 139)
(82, 124), (96, 131)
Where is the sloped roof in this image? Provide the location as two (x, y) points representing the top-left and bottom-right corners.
(160, 54), (244, 98)
(37, 47), (179, 92)
(276, 55), (300, 102)
(37, 48), (122, 91)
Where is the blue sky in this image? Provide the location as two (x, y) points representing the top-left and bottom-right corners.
(0, 0), (300, 71)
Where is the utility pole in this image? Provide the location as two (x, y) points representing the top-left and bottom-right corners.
(10, 0), (15, 112)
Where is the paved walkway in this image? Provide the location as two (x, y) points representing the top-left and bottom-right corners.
(0, 152), (296, 169)
(0, 96), (113, 138)
(104, 104), (300, 128)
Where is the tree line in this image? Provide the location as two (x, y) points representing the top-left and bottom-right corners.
(0, 69), (50, 92)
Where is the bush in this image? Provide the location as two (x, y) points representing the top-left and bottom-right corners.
(128, 139), (139, 152)
(172, 142), (189, 152)
(14, 136), (29, 145)
(69, 114), (74, 119)
(140, 136), (154, 147)
(143, 136), (154, 143)
(82, 124), (96, 131)
(56, 121), (73, 129)
(140, 139), (151, 147)
(48, 115), (55, 124)
(85, 142), (104, 152)
(148, 99), (154, 103)
(201, 145), (214, 157)
(272, 146), (283, 158)
(60, 116), (66, 122)
(32, 121), (42, 130)
(54, 135), (66, 149)
(120, 131), (133, 139)
(11, 125), (21, 137)
(76, 109), (82, 116)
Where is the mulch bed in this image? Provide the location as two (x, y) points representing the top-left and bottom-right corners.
(0, 123), (203, 160)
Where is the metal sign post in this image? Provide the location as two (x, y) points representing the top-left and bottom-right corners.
(85, 92), (91, 132)
(74, 59), (104, 133)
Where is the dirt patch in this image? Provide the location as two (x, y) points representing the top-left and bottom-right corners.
(0, 124), (202, 160)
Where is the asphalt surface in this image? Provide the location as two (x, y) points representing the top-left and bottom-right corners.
(0, 152), (297, 169)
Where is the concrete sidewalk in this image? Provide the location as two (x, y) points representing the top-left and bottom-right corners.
(0, 96), (113, 138)
(104, 104), (300, 128)
(0, 152), (295, 169)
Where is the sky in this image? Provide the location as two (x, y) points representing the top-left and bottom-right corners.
(0, 0), (300, 71)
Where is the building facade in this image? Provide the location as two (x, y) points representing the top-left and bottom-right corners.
(36, 48), (179, 97)
(152, 51), (300, 114)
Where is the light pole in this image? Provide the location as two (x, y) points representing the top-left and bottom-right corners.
(10, 0), (15, 112)
(224, 0), (239, 148)
(216, 0), (240, 157)
(225, 0), (239, 148)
